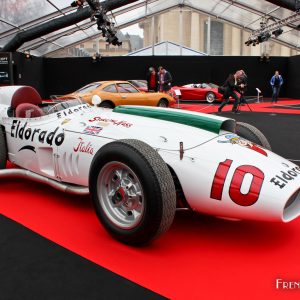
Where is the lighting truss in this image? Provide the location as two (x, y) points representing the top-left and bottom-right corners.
(251, 11), (300, 36)
(71, 0), (122, 46)
(245, 10), (300, 46)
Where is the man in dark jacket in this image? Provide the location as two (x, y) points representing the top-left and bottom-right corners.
(236, 69), (248, 105)
(158, 66), (172, 92)
(218, 70), (244, 113)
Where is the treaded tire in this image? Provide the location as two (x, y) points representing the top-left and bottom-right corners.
(157, 99), (169, 107)
(0, 128), (7, 169)
(89, 139), (176, 245)
(99, 101), (114, 109)
(236, 122), (271, 150)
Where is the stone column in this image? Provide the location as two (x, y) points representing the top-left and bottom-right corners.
(231, 26), (241, 55)
(190, 12), (200, 50)
(223, 23), (232, 55)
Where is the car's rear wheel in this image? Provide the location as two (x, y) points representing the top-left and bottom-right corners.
(206, 92), (216, 103)
(157, 99), (169, 107)
(99, 101), (114, 109)
(89, 139), (176, 245)
(0, 127), (7, 169)
(236, 122), (271, 150)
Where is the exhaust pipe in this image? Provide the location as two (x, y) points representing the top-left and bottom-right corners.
(0, 169), (89, 195)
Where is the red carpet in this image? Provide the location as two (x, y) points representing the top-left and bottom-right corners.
(178, 99), (300, 115)
(1, 161), (300, 299)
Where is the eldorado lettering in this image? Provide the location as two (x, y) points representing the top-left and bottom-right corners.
(56, 104), (90, 119)
(270, 166), (300, 189)
(11, 120), (64, 146)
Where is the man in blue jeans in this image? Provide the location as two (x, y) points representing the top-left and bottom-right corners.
(270, 71), (283, 103)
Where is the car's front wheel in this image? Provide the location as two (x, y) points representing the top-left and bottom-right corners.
(89, 139), (176, 245)
(206, 92), (216, 103)
(0, 127), (7, 169)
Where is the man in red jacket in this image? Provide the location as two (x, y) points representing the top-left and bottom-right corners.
(146, 67), (158, 92)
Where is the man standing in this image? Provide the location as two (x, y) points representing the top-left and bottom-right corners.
(218, 70), (244, 113)
(237, 69), (248, 105)
(270, 71), (283, 103)
(146, 67), (158, 92)
(158, 66), (172, 93)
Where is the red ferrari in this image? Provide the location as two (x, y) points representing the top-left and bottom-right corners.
(127, 80), (148, 92)
(171, 83), (224, 103)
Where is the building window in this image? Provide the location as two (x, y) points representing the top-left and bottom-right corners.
(80, 44), (84, 48)
(93, 43), (96, 50)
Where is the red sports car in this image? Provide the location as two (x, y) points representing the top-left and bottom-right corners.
(171, 83), (224, 103)
(127, 80), (148, 92)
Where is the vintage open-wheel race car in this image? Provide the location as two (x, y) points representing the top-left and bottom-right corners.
(0, 85), (300, 245)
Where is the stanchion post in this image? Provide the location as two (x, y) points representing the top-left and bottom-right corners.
(256, 88), (261, 103)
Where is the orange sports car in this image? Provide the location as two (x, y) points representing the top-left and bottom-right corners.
(57, 80), (175, 108)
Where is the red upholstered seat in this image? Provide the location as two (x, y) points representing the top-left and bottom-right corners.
(11, 86), (42, 109)
(15, 103), (45, 118)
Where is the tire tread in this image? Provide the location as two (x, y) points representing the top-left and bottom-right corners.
(236, 122), (271, 150)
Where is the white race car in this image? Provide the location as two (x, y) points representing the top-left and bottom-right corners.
(1, 86), (300, 245)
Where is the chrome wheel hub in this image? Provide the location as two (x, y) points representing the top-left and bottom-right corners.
(97, 162), (145, 229)
(207, 94), (215, 103)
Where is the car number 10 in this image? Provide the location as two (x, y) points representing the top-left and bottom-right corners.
(210, 159), (265, 206)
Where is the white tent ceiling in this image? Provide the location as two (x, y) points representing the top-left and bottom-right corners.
(0, 0), (299, 56)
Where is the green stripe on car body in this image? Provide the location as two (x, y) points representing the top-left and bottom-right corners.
(113, 106), (224, 134)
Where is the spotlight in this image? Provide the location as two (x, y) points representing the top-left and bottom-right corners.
(71, 0), (84, 8)
(272, 28), (283, 37)
(92, 52), (101, 63)
(245, 40), (253, 46)
(100, 27), (107, 37)
(260, 54), (264, 61)
(106, 36), (122, 46)
(259, 53), (270, 63)
(261, 32), (271, 41)
(257, 32), (271, 43)
(24, 51), (32, 60)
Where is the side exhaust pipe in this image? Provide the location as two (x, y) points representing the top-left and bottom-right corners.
(0, 169), (89, 195)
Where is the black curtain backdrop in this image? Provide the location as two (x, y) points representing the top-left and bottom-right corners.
(287, 55), (300, 98)
(12, 52), (45, 97)
(12, 53), (299, 99)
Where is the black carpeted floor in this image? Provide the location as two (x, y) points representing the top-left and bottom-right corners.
(0, 111), (299, 299)
(217, 111), (300, 164)
(0, 215), (167, 300)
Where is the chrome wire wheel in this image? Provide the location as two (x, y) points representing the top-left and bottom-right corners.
(206, 92), (215, 103)
(97, 161), (145, 230)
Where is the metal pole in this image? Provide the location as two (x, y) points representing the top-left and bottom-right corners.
(151, 16), (155, 56)
(179, 8), (183, 56)
(207, 16), (211, 55)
